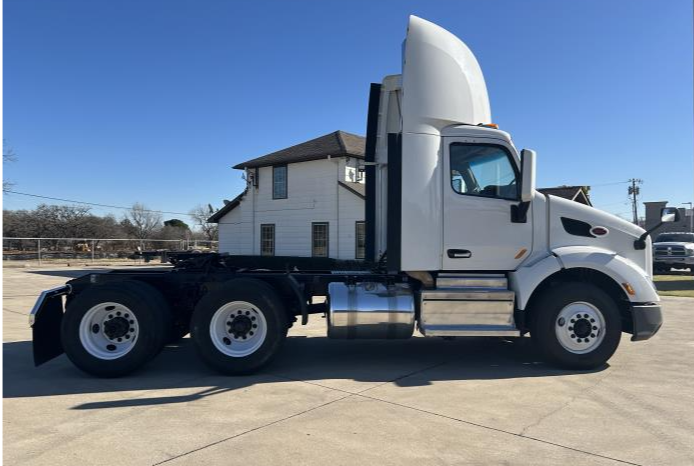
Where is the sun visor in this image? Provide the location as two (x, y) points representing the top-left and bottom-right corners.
(402, 16), (491, 134)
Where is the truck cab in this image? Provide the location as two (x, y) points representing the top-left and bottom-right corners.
(363, 16), (671, 363)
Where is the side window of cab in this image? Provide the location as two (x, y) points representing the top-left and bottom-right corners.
(450, 143), (519, 200)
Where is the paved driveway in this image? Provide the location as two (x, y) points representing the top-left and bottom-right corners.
(3, 266), (693, 465)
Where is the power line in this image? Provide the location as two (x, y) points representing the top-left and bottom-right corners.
(3, 190), (196, 217)
(589, 180), (631, 187)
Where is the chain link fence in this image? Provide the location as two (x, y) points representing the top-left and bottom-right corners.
(3, 237), (218, 266)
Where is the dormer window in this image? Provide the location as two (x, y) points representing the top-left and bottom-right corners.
(273, 165), (287, 199)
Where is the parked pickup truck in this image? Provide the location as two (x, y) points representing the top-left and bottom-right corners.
(30, 16), (678, 378)
(653, 232), (694, 274)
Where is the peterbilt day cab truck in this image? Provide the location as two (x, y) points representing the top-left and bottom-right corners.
(30, 16), (678, 378)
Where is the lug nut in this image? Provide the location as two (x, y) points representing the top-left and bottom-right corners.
(118, 338), (122, 342)
(568, 326), (573, 331)
(577, 338), (583, 343)
(116, 311), (121, 316)
(570, 334), (576, 338)
(108, 314), (113, 319)
(592, 326), (597, 330)
(125, 334), (130, 339)
(590, 333), (596, 338)
(223, 337), (231, 345)
(124, 314), (129, 318)
(251, 317), (256, 321)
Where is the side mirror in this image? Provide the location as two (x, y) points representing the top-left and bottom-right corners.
(635, 206), (682, 250)
(520, 149), (536, 202)
(660, 207), (680, 223)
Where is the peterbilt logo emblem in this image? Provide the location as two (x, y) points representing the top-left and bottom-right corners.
(667, 247), (673, 255)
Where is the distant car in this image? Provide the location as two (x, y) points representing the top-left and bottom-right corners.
(653, 232), (694, 274)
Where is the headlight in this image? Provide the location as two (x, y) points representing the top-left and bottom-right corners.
(686, 247), (694, 256)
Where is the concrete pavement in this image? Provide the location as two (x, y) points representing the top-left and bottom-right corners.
(3, 266), (694, 465)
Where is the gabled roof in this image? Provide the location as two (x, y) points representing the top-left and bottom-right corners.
(207, 189), (247, 223)
(538, 186), (592, 206)
(232, 130), (365, 170)
(338, 181), (365, 199)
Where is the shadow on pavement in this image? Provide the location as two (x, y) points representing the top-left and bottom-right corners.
(3, 336), (604, 410)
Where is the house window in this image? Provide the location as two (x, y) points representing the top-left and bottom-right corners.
(260, 224), (275, 256)
(312, 222), (329, 257)
(273, 165), (287, 199)
(355, 221), (366, 259)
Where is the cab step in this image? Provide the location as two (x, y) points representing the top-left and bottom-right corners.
(419, 274), (519, 337)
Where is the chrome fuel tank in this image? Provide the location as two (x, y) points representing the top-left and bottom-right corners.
(327, 282), (415, 339)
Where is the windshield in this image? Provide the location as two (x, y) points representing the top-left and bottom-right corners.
(655, 233), (694, 243)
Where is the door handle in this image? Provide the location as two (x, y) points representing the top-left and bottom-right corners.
(447, 249), (472, 259)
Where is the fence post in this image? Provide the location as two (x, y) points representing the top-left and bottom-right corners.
(91, 240), (96, 263)
(37, 238), (42, 265)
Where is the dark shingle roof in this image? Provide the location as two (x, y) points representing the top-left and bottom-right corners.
(232, 130), (365, 169)
(207, 189), (247, 223)
(338, 181), (365, 199)
(538, 186), (592, 206)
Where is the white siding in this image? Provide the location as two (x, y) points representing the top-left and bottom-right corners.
(217, 157), (364, 259)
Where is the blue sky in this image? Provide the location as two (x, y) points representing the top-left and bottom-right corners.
(3, 0), (693, 222)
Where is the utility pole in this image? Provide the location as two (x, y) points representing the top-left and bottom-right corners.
(628, 179), (643, 225)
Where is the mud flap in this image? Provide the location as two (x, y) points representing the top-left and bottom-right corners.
(32, 294), (65, 366)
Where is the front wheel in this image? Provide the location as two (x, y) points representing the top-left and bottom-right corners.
(191, 279), (288, 375)
(529, 282), (622, 370)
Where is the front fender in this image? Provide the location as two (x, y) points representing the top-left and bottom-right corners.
(509, 247), (659, 310)
(552, 246), (659, 304)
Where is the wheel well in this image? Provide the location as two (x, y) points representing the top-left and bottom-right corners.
(522, 267), (631, 332)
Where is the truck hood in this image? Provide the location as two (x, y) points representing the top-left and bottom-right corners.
(548, 195), (650, 273)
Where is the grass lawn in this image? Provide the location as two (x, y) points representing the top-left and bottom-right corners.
(653, 274), (694, 298)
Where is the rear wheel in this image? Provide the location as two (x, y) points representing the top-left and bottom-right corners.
(529, 282), (622, 370)
(61, 281), (171, 377)
(191, 279), (288, 375)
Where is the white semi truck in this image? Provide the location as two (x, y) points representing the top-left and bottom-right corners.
(31, 16), (678, 377)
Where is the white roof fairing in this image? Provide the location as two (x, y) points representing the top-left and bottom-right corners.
(401, 16), (492, 135)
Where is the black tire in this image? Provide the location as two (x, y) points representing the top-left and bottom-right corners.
(191, 278), (288, 375)
(61, 281), (171, 377)
(529, 282), (622, 370)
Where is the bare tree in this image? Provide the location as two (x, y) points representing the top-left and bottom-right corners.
(3, 140), (17, 192)
(126, 203), (162, 240)
(189, 204), (218, 241)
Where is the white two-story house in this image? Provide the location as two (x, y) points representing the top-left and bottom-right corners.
(209, 130), (366, 260)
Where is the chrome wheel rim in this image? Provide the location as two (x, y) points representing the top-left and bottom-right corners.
(79, 302), (139, 360)
(555, 301), (606, 354)
(209, 301), (267, 357)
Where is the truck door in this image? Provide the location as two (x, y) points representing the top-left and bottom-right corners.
(442, 137), (532, 271)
